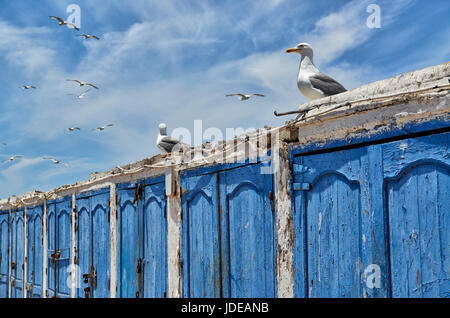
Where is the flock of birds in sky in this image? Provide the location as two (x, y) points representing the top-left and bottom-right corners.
(2, 14), (348, 169)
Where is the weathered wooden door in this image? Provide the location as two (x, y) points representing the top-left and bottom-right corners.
(383, 133), (449, 298)
(10, 209), (25, 298)
(0, 211), (9, 298)
(26, 206), (43, 298)
(76, 190), (110, 298)
(293, 131), (449, 298)
(182, 174), (221, 298)
(181, 162), (276, 298)
(293, 146), (389, 298)
(118, 180), (167, 298)
(142, 182), (167, 298)
(47, 199), (72, 298)
(219, 163), (275, 298)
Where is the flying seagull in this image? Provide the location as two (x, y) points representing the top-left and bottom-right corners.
(66, 127), (81, 132)
(49, 16), (80, 31)
(20, 85), (36, 90)
(68, 90), (90, 99)
(286, 42), (346, 100)
(226, 93), (265, 101)
(43, 157), (69, 166)
(157, 123), (191, 154)
(92, 124), (114, 131)
(0, 142), (6, 146)
(78, 34), (100, 40)
(2, 155), (24, 163)
(66, 79), (99, 89)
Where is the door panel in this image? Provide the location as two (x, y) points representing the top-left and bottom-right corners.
(56, 200), (72, 298)
(0, 211), (9, 298)
(26, 206), (43, 298)
(182, 174), (220, 298)
(293, 147), (388, 298)
(383, 133), (450, 298)
(91, 193), (110, 298)
(76, 197), (91, 298)
(220, 163), (275, 298)
(47, 203), (56, 298)
(118, 188), (140, 298)
(11, 210), (24, 298)
(143, 183), (167, 298)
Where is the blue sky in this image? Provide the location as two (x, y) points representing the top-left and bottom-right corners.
(0, 0), (449, 198)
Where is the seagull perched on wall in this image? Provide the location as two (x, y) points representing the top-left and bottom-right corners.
(49, 16), (80, 31)
(66, 127), (81, 132)
(66, 79), (99, 89)
(78, 34), (100, 40)
(43, 157), (69, 166)
(2, 155), (24, 163)
(157, 123), (191, 154)
(92, 124), (114, 131)
(226, 93), (265, 101)
(20, 85), (36, 90)
(286, 43), (347, 100)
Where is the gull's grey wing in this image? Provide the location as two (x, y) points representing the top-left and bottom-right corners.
(86, 83), (99, 89)
(226, 94), (245, 97)
(49, 16), (64, 23)
(251, 94), (265, 97)
(309, 72), (347, 96)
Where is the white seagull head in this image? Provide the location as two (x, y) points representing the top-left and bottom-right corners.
(159, 123), (168, 135)
(286, 42), (314, 57)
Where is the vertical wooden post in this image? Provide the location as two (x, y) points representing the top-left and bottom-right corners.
(167, 167), (182, 298)
(23, 206), (27, 298)
(70, 194), (76, 298)
(109, 184), (118, 298)
(7, 207), (11, 298)
(42, 200), (48, 298)
(273, 136), (295, 298)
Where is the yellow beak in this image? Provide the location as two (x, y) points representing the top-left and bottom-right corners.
(286, 48), (297, 53)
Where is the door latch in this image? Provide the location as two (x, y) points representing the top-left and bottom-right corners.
(136, 258), (143, 274)
(82, 266), (97, 288)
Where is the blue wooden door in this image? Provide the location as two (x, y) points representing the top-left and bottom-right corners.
(293, 146), (389, 298)
(11, 209), (24, 298)
(182, 174), (221, 298)
(0, 211), (9, 298)
(47, 199), (72, 298)
(181, 163), (276, 298)
(76, 196), (91, 298)
(47, 203), (56, 298)
(26, 206), (43, 298)
(55, 199), (72, 298)
(118, 186), (140, 298)
(91, 192), (110, 298)
(219, 163), (276, 298)
(142, 182), (167, 298)
(76, 191), (110, 298)
(383, 133), (449, 298)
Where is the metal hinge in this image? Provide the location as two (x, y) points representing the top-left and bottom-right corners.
(269, 192), (275, 213)
(293, 183), (312, 191)
(293, 164), (309, 174)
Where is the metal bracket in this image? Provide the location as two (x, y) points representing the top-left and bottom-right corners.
(293, 183), (312, 191)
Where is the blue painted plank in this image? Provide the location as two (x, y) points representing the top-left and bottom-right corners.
(293, 147), (389, 298)
(76, 196), (91, 298)
(55, 199), (72, 298)
(181, 173), (220, 298)
(219, 163), (276, 298)
(0, 211), (9, 298)
(383, 132), (450, 298)
(11, 209), (24, 298)
(47, 203), (56, 298)
(118, 187), (140, 298)
(26, 206), (43, 298)
(142, 182), (167, 298)
(91, 192), (110, 298)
